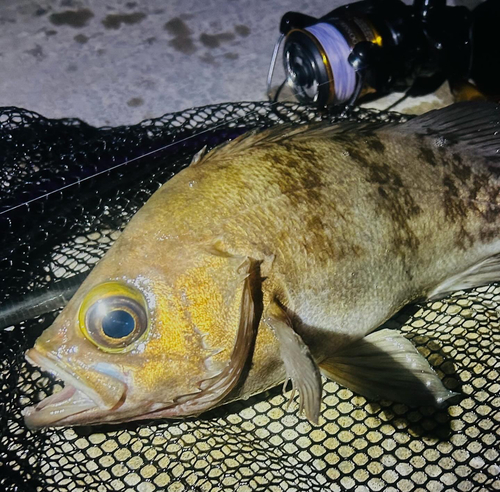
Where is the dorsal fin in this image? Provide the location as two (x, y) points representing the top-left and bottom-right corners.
(196, 102), (500, 167)
(384, 101), (500, 160)
(194, 119), (384, 166)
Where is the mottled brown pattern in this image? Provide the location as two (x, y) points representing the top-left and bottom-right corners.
(363, 133), (386, 154)
(345, 142), (422, 253)
(442, 175), (468, 221)
(26, 107), (500, 430)
(264, 148), (325, 207)
(419, 146), (438, 167)
(450, 153), (472, 184)
(426, 140), (500, 249)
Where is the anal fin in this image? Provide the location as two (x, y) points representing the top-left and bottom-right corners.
(264, 302), (322, 424)
(319, 329), (457, 407)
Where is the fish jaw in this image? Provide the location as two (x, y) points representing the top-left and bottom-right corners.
(22, 348), (127, 428)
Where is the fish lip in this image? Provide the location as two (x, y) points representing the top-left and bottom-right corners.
(22, 349), (125, 428)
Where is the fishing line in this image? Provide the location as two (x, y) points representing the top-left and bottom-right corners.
(0, 78), (338, 217)
(384, 91), (410, 112)
(0, 119), (249, 216)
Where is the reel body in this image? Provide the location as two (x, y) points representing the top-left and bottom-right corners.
(269, 0), (497, 107)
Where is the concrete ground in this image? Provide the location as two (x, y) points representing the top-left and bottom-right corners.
(0, 0), (481, 127)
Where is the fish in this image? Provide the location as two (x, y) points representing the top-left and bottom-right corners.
(22, 102), (500, 428)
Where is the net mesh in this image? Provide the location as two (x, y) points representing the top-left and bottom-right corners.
(0, 102), (498, 492)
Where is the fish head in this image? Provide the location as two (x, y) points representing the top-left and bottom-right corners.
(23, 244), (256, 428)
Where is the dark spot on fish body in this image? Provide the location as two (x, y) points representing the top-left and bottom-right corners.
(372, 169), (421, 252)
(363, 134), (386, 154)
(338, 142), (371, 170)
(279, 142), (325, 172)
(487, 164), (500, 184)
(441, 173), (478, 249)
(443, 175), (468, 220)
(479, 224), (498, 242)
(347, 143), (408, 194)
(484, 190), (500, 223)
(50, 9), (94, 28)
(302, 210), (362, 262)
(270, 150), (325, 203)
(377, 186), (388, 200)
(306, 215), (323, 232)
(126, 2), (137, 8)
(418, 146), (438, 167)
(224, 52), (239, 60)
(369, 162), (394, 185)
(200, 33), (218, 49)
(404, 267), (413, 282)
(102, 12), (146, 29)
(344, 143), (423, 228)
(450, 154), (472, 185)
(456, 226), (475, 249)
(465, 171), (500, 227)
(402, 192), (422, 216)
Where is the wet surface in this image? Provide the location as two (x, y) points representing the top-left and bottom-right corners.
(165, 17), (196, 55)
(49, 8), (94, 28)
(0, 0), (459, 126)
(102, 12), (146, 30)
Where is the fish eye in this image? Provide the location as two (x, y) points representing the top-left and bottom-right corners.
(79, 282), (149, 352)
(102, 309), (135, 338)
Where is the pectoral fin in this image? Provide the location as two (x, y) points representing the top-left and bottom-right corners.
(319, 329), (457, 407)
(264, 302), (322, 424)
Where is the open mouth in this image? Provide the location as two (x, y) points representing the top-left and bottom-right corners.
(22, 349), (121, 428)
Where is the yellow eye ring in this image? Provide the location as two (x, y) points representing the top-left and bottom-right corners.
(79, 281), (149, 353)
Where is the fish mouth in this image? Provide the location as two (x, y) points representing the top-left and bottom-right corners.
(22, 349), (126, 428)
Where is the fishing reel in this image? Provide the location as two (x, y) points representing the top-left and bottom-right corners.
(267, 0), (500, 107)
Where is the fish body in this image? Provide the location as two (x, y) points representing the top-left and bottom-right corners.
(23, 102), (500, 427)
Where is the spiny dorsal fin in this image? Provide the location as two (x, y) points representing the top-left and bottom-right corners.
(196, 102), (500, 167)
(195, 119), (385, 166)
(189, 145), (208, 167)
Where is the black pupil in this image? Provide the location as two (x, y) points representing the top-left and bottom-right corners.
(102, 310), (135, 339)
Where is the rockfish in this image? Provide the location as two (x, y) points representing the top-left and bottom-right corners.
(23, 102), (500, 427)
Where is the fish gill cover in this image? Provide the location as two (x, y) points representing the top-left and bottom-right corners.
(0, 102), (498, 491)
